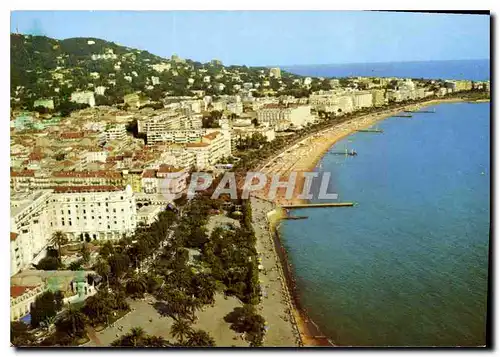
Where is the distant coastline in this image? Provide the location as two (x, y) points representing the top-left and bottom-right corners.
(283, 59), (490, 81)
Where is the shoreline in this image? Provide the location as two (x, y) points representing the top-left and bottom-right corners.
(258, 97), (482, 206)
(253, 97), (489, 346)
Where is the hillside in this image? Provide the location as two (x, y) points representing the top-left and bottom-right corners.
(10, 34), (328, 111)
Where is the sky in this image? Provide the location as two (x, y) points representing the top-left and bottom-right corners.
(10, 11), (490, 66)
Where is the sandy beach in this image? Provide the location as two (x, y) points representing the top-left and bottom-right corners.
(255, 98), (469, 206)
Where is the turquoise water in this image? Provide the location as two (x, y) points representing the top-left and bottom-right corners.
(280, 102), (490, 346)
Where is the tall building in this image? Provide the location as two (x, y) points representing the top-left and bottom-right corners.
(270, 67), (281, 79)
(10, 186), (137, 275)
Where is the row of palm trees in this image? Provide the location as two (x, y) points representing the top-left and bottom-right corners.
(110, 321), (216, 347)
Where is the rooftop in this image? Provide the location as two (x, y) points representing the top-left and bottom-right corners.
(11, 285), (38, 299)
(52, 185), (124, 193)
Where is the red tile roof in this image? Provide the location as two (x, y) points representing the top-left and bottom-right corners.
(141, 169), (156, 178)
(60, 132), (85, 140)
(10, 232), (18, 242)
(186, 142), (209, 148)
(158, 164), (184, 173)
(52, 170), (122, 179)
(11, 169), (35, 177)
(203, 131), (220, 140)
(52, 185), (124, 193)
(11, 286), (37, 299)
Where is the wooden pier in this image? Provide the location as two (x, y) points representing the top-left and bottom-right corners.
(404, 109), (435, 113)
(281, 202), (355, 209)
(356, 128), (383, 133)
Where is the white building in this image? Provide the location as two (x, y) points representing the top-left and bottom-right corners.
(10, 186), (137, 275)
(70, 91), (96, 107)
(11, 284), (46, 321)
(257, 104), (314, 130)
(141, 165), (189, 196)
(95, 86), (107, 96)
(185, 131), (232, 169)
(49, 185), (137, 242)
(103, 124), (127, 143)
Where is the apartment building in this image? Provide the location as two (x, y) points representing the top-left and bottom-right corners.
(11, 185), (137, 276)
(70, 91), (96, 107)
(352, 91), (373, 109)
(11, 190), (54, 275)
(371, 89), (386, 107)
(141, 165), (188, 197)
(257, 104), (313, 130)
(102, 124), (127, 143)
(185, 131), (231, 169)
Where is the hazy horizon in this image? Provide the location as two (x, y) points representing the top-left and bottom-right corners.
(10, 11), (490, 67)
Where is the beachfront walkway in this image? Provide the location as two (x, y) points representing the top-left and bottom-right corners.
(251, 196), (300, 347)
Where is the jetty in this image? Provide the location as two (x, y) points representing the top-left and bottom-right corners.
(393, 114), (413, 118)
(281, 202), (354, 209)
(329, 149), (357, 156)
(356, 128), (383, 133)
(404, 109), (435, 113)
(282, 216), (309, 220)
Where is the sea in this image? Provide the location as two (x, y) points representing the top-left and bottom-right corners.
(283, 59), (490, 81)
(278, 60), (490, 346)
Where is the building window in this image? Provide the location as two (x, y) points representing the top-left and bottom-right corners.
(83, 210), (86, 214)
(91, 216), (94, 219)
(68, 210), (71, 214)
(61, 221), (65, 226)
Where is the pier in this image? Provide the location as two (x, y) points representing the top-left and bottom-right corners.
(281, 202), (355, 209)
(393, 114), (413, 118)
(329, 149), (357, 156)
(356, 128), (383, 133)
(282, 216), (309, 220)
(404, 109), (435, 113)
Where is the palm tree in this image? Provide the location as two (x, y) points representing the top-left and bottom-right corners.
(170, 318), (192, 344)
(114, 327), (147, 347)
(186, 329), (216, 347)
(144, 335), (169, 347)
(94, 258), (111, 286)
(67, 305), (87, 336)
(51, 231), (68, 258)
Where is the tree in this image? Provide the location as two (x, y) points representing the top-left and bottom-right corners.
(224, 305), (266, 346)
(94, 258), (111, 285)
(126, 274), (147, 299)
(83, 294), (112, 326)
(186, 329), (216, 347)
(30, 291), (64, 329)
(55, 305), (87, 338)
(170, 319), (193, 344)
(36, 256), (61, 270)
(68, 259), (83, 271)
(144, 335), (171, 347)
(111, 327), (147, 347)
(80, 243), (91, 264)
(51, 231), (68, 258)
(99, 241), (115, 259)
(11, 321), (34, 347)
(108, 252), (131, 278)
(111, 327), (171, 347)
